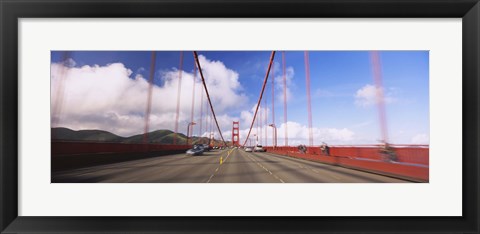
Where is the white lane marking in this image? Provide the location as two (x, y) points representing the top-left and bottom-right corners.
(303, 165), (342, 181)
(264, 152), (344, 182)
(206, 174), (215, 183)
(245, 152), (285, 183)
(224, 151), (232, 162)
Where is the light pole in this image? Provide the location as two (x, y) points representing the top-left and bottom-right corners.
(269, 124), (277, 149)
(187, 122), (196, 145)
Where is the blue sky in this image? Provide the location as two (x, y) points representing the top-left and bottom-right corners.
(51, 51), (429, 145)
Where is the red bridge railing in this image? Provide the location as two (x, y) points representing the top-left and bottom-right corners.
(264, 145), (429, 182)
(52, 141), (191, 156)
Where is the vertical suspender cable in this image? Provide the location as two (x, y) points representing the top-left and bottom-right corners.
(51, 51), (71, 129)
(210, 112), (213, 139)
(190, 60), (197, 139)
(259, 102), (262, 145)
(174, 51), (184, 145)
(264, 91), (267, 146)
(282, 51), (288, 146)
(370, 51), (389, 144)
(205, 97), (209, 137)
(304, 51), (313, 146)
(271, 56), (275, 147)
(199, 74), (204, 136)
(143, 51), (156, 144)
(256, 110), (259, 145)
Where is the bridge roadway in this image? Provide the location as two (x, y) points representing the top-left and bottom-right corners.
(52, 148), (410, 183)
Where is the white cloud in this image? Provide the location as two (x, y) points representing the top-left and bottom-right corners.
(273, 64), (295, 103)
(274, 122), (355, 145)
(63, 58), (76, 67)
(231, 104), (355, 146)
(354, 84), (395, 107)
(411, 133), (429, 144)
(51, 55), (248, 137)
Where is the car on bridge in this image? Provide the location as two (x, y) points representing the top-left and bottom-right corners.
(202, 144), (212, 151)
(245, 146), (253, 152)
(254, 145), (265, 152)
(186, 144), (204, 156)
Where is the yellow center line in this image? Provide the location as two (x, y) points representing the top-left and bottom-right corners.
(207, 148), (236, 183)
(223, 148), (235, 163)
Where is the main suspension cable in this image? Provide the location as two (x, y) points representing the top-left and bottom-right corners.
(193, 51), (227, 147)
(242, 51), (276, 147)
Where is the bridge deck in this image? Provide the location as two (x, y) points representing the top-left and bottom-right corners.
(52, 148), (409, 183)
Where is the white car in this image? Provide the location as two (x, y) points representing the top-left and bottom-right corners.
(245, 147), (253, 152)
(254, 145), (265, 152)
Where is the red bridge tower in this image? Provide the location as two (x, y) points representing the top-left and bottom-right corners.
(232, 121), (240, 147)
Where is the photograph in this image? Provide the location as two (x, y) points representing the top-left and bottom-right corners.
(50, 50), (429, 183)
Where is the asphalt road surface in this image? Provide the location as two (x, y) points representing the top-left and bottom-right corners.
(52, 148), (410, 183)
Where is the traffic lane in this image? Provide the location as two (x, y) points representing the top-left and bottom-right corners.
(247, 151), (335, 183)
(136, 149), (228, 183)
(52, 149), (227, 183)
(253, 151), (409, 183)
(52, 152), (193, 182)
(208, 149), (281, 183)
(250, 151), (362, 182)
(255, 151), (409, 182)
(53, 149), (227, 183)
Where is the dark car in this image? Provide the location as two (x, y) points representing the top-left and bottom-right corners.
(186, 144), (204, 156)
(202, 144), (212, 151)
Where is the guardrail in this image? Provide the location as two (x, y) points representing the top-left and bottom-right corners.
(51, 141), (191, 171)
(52, 141), (191, 156)
(264, 146), (429, 182)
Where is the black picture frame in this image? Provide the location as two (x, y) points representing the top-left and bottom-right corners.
(1, 0), (479, 233)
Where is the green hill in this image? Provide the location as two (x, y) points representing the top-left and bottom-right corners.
(51, 127), (125, 142)
(51, 127), (217, 145)
(126, 130), (188, 144)
(123, 129), (175, 143)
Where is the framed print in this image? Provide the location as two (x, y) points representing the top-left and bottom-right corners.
(1, 0), (479, 233)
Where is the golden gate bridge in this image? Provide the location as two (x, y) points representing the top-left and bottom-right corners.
(51, 51), (428, 183)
